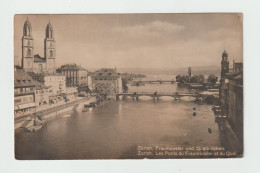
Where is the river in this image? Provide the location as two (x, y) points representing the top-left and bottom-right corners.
(15, 76), (221, 159)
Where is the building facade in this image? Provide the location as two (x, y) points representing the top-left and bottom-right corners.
(34, 85), (52, 106)
(91, 68), (122, 94)
(14, 68), (37, 117)
(57, 64), (89, 87)
(219, 50), (243, 144)
(22, 18), (56, 74)
(43, 74), (66, 95)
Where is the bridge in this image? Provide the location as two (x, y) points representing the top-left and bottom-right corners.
(116, 92), (201, 100)
(131, 80), (175, 85)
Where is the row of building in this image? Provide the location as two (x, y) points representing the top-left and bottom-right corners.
(219, 50), (243, 145)
(14, 18), (122, 118)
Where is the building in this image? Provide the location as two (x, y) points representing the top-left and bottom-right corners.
(34, 85), (52, 106)
(91, 68), (122, 94)
(233, 60), (243, 73)
(219, 50), (243, 144)
(14, 68), (37, 117)
(57, 64), (90, 87)
(22, 18), (56, 74)
(43, 74), (66, 95)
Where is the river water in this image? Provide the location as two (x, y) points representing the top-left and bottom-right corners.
(15, 75), (221, 159)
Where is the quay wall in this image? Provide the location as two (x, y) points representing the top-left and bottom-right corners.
(14, 98), (94, 130)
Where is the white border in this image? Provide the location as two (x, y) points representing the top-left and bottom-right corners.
(1, 0), (260, 173)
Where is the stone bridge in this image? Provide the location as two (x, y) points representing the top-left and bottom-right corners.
(116, 92), (202, 100)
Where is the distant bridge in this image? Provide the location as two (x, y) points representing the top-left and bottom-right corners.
(116, 92), (201, 100)
(131, 80), (175, 85)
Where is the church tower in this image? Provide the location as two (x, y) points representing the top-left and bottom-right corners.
(44, 21), (56, 74)
(221, 50), (229, 78)
(22, 18), (34, 72)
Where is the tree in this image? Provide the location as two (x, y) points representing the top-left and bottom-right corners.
(190, 75), (205, 83)
(94, 83), (115, 101)
(176, 75), (189, 83)
(207, 75), (218, 84)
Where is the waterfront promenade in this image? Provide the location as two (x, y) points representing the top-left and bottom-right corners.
(14, 97), (89, 127)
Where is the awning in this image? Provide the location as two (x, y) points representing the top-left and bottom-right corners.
(14, 106), (20, 110)
(17, 103), (30, 109)
(17, 102), (36, 109)
(28, 102), (36, 107)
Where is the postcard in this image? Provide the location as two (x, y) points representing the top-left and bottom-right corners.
(14, 14), (243, 159)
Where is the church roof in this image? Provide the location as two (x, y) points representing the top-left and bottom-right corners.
(34, 54), (46, 62)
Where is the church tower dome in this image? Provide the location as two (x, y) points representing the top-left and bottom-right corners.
(23, 18), (32, 37)
(46, 21), (54, 38)
(221, 50), (229, 78)
(222, 50), (228, 60)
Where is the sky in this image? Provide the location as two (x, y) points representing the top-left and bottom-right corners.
(14, 14), (243, 70)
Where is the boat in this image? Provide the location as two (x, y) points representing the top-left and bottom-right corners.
(82, 107), (89, 112)
(24, 117), (44, 132)
(84, 102), (96, 108)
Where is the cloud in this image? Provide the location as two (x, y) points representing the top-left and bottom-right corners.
(113, 21), (185, 36)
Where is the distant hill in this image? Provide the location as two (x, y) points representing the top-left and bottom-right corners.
(117, 65), (221, 76)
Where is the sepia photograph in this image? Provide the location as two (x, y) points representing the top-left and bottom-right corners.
(14, 14), (243, 159)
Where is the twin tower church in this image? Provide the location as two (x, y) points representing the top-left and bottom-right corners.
(22, 18), (56, 74)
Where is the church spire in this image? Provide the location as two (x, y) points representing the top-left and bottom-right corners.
(45, 20), (54, 39)
(23, 17), (32, 37)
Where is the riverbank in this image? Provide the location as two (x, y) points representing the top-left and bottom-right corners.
(14, 96), (96, 130)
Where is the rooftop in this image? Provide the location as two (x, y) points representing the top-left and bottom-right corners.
(34, 54), (46, 62)
(58, 64), (87, 71)
(92, 68), (120, 78)
(14, 69), (41, 88)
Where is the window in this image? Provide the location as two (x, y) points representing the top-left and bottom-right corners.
(27, 41), (30, 46)
(50, 50), (53, 57)
(27, 49), (31, 56)
(14, 99), (21, 104)
(38, 64), (43, 74)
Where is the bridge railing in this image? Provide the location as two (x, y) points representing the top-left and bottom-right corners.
(117, 91), (198, 95)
